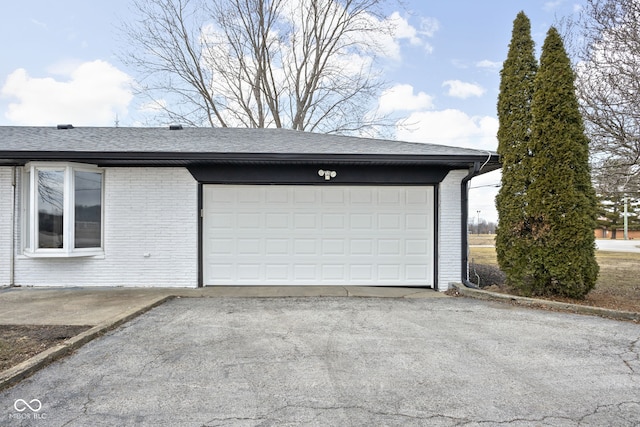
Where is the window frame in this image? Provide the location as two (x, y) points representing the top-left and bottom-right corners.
(23, 162), (104, 258)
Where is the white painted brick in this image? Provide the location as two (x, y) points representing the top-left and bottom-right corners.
(438, 169), (467, 291)
(0, 167), (14, 286)
(13, 167), (199, 287)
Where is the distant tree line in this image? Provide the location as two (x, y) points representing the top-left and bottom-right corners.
(467, 220), (497, 235)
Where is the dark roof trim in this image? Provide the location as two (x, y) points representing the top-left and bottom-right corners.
(0, 150), (500, 170)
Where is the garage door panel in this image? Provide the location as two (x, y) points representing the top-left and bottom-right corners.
(322, 239), (345, 255)
(322, 213), (346, 229)
(350, 265), (374, 280)
(378, 239), (401, 255)
(237, 187), (263, 203)
(264, 187), (287, 202)
(293, 213), (316, 229)
(209, 264), (234, 282)
(378, 214), (401, 230)
(265, 213), (289, 228)
(407, 214), (429, 229)
(265, 239), (289, 254)
(406, 265), (429, 280)
(208, 213), (235, 229)
(350, 239), (374, 255)
(209, 238), (234, 254)
(237, 239), (260, 255)
(266, 264), (288, 280)
(203, 185), (434, 286)
(351, 189), (374, 204)
(238, 264), (261, 280)
(237, 213), (262, 228)
(293, 188), (316, 204)
(378, 189), (402, 204)
(294, 265), (316, 280)
(294, 239), (316, 254)
(322, 265), (345, 280)
(322, 189), (345, 204)
(349, 214), (373, 229)
(378, 265), (401, 280)
(406, 239), (428, 255)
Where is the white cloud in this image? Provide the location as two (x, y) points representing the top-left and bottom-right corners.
(419, 17), (440, 38)
(389, 12), (422, 46)
(544, 0), (563, 12)
(1, 60), (133, 126)
(442, 80), (486, 99)
(377, 84), (434, 115)
(377, 88), (500, 220)
(396, 109), (498, 151)
(30, 19), (47, 30)
(375, 12), (438, 60)
(476, 60), (501, 71)
(396, 109), (500, 222)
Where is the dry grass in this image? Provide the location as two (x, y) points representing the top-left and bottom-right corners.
(468, 234), (496, 246)
(469, 244), (640, 313)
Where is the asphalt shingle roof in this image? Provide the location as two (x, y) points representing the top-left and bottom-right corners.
(0, 126), (500, 171)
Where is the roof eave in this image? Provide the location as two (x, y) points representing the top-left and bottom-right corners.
(0, 151), (501, 173)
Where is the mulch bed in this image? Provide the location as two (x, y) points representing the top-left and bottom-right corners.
(0, 325), (92, 372)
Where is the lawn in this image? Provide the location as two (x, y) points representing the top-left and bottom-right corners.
(468, 235), (640, 313)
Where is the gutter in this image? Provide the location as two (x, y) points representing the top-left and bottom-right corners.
(460, 162), (482, 289)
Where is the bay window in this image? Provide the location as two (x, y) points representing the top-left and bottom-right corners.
(24, 162), (104, 257)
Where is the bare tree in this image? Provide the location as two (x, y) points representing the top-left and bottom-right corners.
(572, 0), (640, 189)
(120, 0), (395, 133)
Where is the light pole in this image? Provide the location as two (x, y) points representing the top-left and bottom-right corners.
(623, 196), (629, 240)
(476, 210), (481, 235)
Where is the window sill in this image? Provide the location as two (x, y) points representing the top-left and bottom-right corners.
(22, 250), (105, 259)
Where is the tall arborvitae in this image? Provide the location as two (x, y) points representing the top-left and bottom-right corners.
(495, 12), (538, 289)
(525, 27), (599, 298)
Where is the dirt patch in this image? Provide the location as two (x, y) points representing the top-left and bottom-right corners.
(0, 325), (91, 372)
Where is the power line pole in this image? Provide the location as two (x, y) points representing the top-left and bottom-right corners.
(624, 196), (629, 240)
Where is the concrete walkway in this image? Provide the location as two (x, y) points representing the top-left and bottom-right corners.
(0, 286), (444, 326)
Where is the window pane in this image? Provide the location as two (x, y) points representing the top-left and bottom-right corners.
(74, 171), (102, 248)
(38, 170), (64, 249)
(25, 170), (31, 249)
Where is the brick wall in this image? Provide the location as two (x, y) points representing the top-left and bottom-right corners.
(13, 167), (199, 287)
(0, 167), (13, 286)
(437, 169), (467, 291)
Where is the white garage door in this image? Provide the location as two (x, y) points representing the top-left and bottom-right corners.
(203, 185), (434, 286)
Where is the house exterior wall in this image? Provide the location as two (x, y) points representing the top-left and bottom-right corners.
(437, 169), (467, 291)
(0, 167), (14, 286)
(5, 164), (470, 289)
(595, 228), (640, 239)
(13, 167), (199, 287)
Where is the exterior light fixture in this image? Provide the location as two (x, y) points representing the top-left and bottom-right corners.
(318, 169), (337, 180)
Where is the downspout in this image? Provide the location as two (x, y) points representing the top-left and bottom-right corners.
(9, 166), (16, 286)
(461, 162), (481, 289)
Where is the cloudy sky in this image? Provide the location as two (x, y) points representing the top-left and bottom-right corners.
(0, 0), (585, 223)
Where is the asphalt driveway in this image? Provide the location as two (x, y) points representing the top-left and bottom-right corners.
(1, 297), (639, 426)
